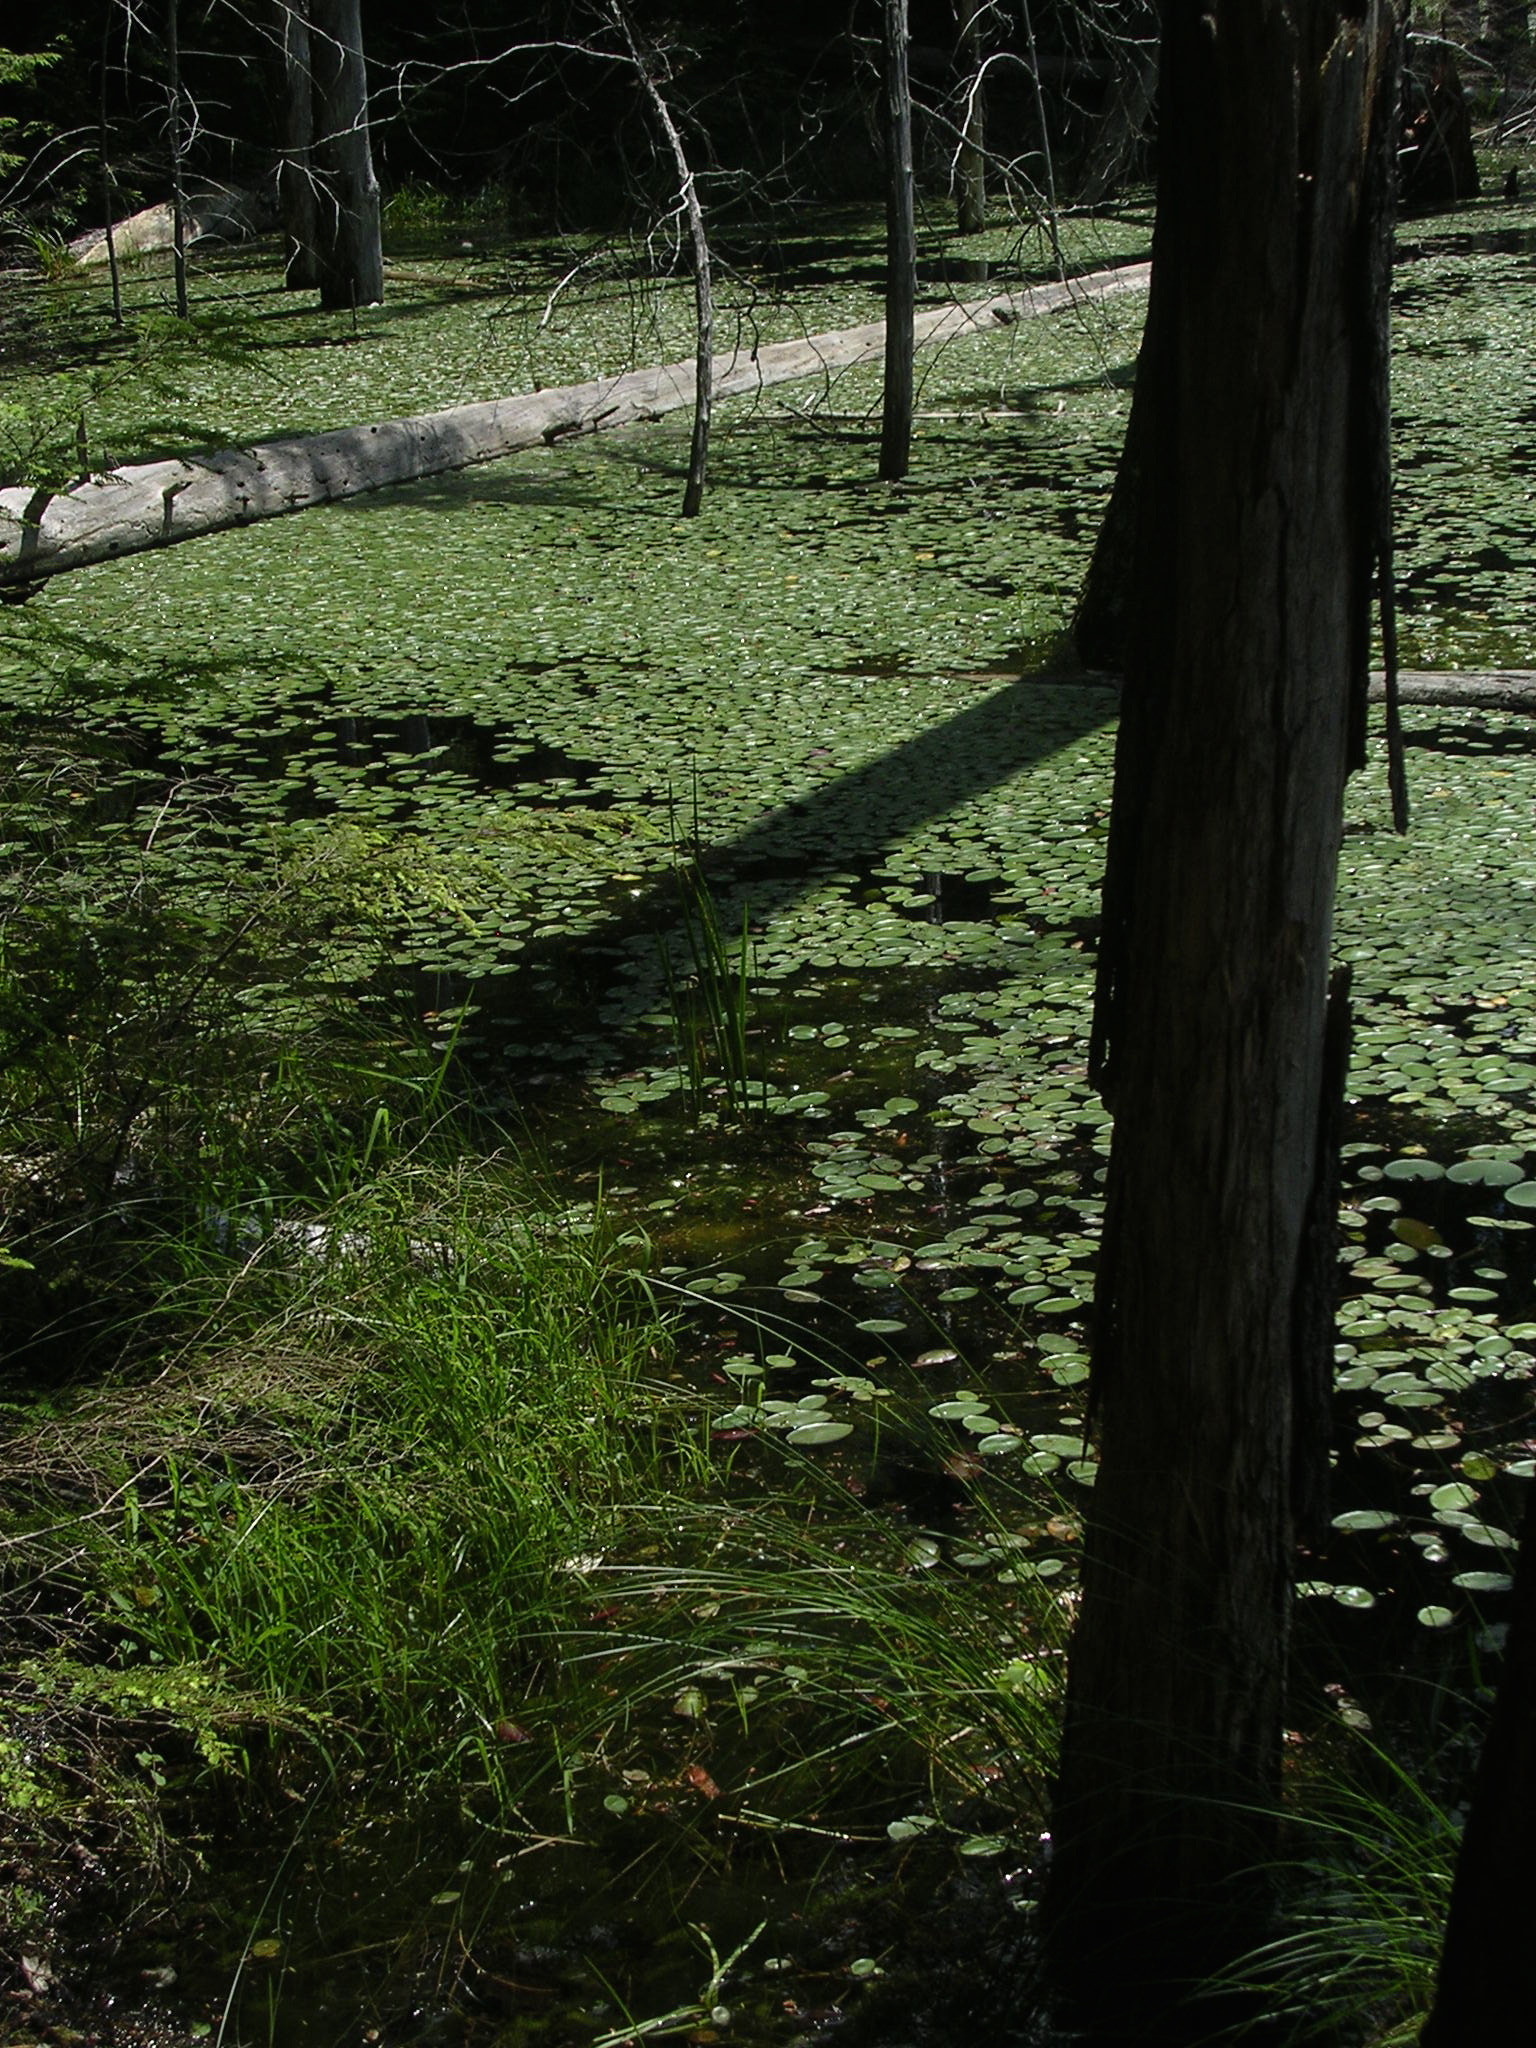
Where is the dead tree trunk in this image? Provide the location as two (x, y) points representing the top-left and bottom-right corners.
(879, 0), (915, 483)
(1045, 0), (1403, 2017)
(954, 0), (988, 234)
(279, 0), (320, 291)
(98, 6), (123, 326)
(309, 0), (382, 310)
(166, 0), (190, 318)
(1019, 0), (1062, 272)
(611, 2), (713, 517)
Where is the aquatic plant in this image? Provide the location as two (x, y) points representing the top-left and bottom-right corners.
(1195, 1737), (1459, 2044)
(659, 856), (768, 1121)
(13, 1148), (679, 1772)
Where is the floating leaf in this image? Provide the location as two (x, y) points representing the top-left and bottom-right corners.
(787, 1420), (854, 1446)
(1383, 1158), (1444, 1182)
(1331, 1508), (1401, 1533)
(1430, 1482), (1478, 1512)
(886, 1816), (937, 1842)
(1448, 1157), (1524, 1187)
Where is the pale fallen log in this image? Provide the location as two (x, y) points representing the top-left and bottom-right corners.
(68, 186), (274, 267)
(1061, 668), (1536, 711)
(1372, 670), (1536, 712)
(0, 261), (1150, 592)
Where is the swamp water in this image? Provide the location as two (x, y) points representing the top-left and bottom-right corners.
(2, 192), (1535, 2044)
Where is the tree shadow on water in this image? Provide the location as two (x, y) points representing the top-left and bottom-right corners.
(498, 668), (1118, 1073)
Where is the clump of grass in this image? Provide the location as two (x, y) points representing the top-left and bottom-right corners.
(583, 1506), (1061, 1820)
(1196, 1736), (1458, 2044)
(660, 859), (768, 1122)
(6, 1147), (681, 1784)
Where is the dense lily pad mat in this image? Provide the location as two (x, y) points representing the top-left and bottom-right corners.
(1, 191), (1535, 2046)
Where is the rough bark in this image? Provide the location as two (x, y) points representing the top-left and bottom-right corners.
(879, 0), (916, 483)
(1045, 0), (1402, 2014)
(1419, 1486), (1536, 2047)
(0, 263), (1148, 592)
(309, 0), (382, 310)
(280, 0), (320, 291)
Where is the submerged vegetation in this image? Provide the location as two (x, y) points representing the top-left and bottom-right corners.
(1, 166), (1534, 2041)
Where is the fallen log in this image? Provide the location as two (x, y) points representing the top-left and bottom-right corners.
(68, 185), (275, 267)
(1059, 668), (1536, 712)
(0, 262), (1150, 592)
(1372, 671), (1536, 713)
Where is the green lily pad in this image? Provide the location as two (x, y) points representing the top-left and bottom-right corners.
(1430, 1482), (1478, 1512)
(1448, 1157), (1524, 1187)
(1331, 1508), (1401, 1533)
(887, 1816), (938, 1842)
(787, 1420), (855, 1447)
(1383, 1158), (1445, 1182)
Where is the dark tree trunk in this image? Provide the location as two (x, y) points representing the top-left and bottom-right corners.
(98, 2), (123, 327)
(310, 0), (382, 310)
(166, 0), (189, 318)
(954, 0), (987, 235)
(879, 0), (915, 483)
(1419, 1485), (1536, 2046)
(279, 0), (320, 291)
(1044, 0), (1402, 2016)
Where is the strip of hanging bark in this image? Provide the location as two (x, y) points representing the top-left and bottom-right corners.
(0, 261), (1149, 593)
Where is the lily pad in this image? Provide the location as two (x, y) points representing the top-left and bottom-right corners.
(1383, 1158), (1445, 1182)
(787, 1420), (855, 1447)
(1331, 1508), (1401, 1533)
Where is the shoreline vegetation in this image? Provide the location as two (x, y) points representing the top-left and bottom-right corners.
(3, 168), (1535, 2043)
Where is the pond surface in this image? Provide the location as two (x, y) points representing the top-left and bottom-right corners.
(2, 188), (1535, 2044)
